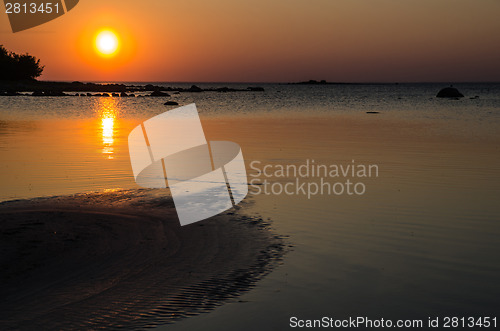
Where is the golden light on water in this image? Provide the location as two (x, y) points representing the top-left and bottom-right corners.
(102, 117), (114, 157)
(96, 98), (119, 159)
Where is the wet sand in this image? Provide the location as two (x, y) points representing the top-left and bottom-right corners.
(0, 190), (287, 330)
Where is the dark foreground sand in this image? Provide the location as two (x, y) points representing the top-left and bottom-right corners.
(0, 189), (287, 330)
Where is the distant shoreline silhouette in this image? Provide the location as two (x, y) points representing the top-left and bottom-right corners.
(0, 81), (266, 97)
(0, 45), (266, 96)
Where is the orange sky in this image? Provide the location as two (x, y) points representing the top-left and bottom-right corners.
(1, 0), (500, 82)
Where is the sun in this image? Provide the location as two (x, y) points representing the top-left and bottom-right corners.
(95, 30), (120, 57)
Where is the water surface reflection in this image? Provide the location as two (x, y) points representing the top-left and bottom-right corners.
(95, 98), (120, 159)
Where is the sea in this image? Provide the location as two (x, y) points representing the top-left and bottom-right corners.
(1, 82), (499, 330)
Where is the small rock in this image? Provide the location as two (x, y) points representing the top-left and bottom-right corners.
(150, 90), (170, 97)
(436, 86), (464, 98)
(247, 86), (265, 92)
(216, 87), (234, 92)
(164, 101), (179, 106)
(187, 85), (203, 92)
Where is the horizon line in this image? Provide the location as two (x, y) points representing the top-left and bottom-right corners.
(37, 80), (500, 85)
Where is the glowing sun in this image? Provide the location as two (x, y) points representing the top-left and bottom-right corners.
(95, 30), (119, 57)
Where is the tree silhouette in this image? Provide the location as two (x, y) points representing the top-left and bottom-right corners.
(0, 45), (44, 81)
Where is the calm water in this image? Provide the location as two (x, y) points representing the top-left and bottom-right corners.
(1, 83), (499, 329)
(3, 82), (500, 119)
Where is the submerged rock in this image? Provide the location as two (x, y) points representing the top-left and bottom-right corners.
(32, 90), (68, 96)
(436, 86), (464, 98)
(150, 90), (170, 97)
(247, 87), (265, 92)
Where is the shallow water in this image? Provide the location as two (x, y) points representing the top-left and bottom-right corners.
(1, 83), (499, 329)
(0, 190), (286, 329)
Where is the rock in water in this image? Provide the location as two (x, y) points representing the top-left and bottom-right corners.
(247, 87), (265, 92)
(187, 85), (203, 92)
(436, 87), (464, 98)
(150, 90), (170, 97)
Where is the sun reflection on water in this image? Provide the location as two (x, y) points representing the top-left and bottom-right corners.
(96, 98), (120, 159)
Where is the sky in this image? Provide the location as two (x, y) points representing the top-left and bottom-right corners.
(1, 0), (500, 82)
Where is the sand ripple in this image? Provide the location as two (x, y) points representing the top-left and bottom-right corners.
(0, 190), (287, 330)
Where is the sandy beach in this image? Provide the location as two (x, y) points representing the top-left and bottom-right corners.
(0, 190), (286, 329)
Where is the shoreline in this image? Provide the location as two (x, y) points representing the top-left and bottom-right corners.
(0, 80), (265, 96)
(0, 189), (287, 329)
